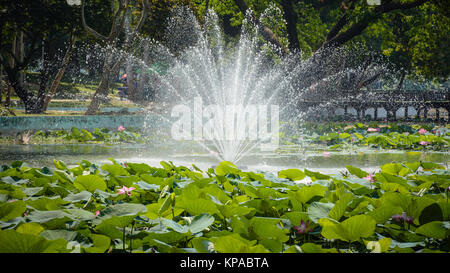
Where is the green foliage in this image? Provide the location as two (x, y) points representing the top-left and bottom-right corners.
(288, 122), (449, 151)
(0, 159), (448, 253)
(31, 127), (145, 144)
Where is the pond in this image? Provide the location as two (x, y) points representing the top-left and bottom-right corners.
(1, 143), (448, 175)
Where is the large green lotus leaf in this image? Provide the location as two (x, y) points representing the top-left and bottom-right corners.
(404, 162), (421, 172)
(229, 215), (250, 234)
(160, 213), (214, 234)
(380, 182), (409, 194)
(0, 200), (26, 221)
(145, 202), (183, 220)
(158, 195), (173, 216)
(418, 202), (443, 225)
(278, 169), (306, 181)
(16, 222), (45, 235)
(299, 243), (338, 253)
(328, 192), (354, 221)
(65, 208), (96, 221)
(97, 215), (135, 228)
(210, 234), (269, 253)
(26, 210), (72, 224)
(140, 175), (166, 185)
(261, 239), (283, 253)
(345, 165), (368, 178)
(304, 169), (330, 181)
(145, 239), (186, 253)
(53, 170), (74, 183)
(214, 161), (240, 176)
(437, 202), (450, 221)
(0, 167), (22, 178)
(63, 191), (92, 203)
(250, 217), (289, 242)
(94, 221), (124, 239)
(143, 230), (187, 245)
(188, 213), (215, 234)
(379, 172), (408, 184)
(283, 245), (302, 253)
(101, 163), (129, 176)
(40, 230), (78, 242)
(416, 221), (448, 239)
(318, 218), (345, 241)
(0, 229), (67, 253)
(0, 193), (9, 203)
(191, 237), (214, 253)
(421, 162), (445, 171)
(381, 163), (410, 176)
(242, 185), (260, 198)
(307, 202), (335, 223)
(319, 215), (376, 242)
(126, 163), (153, 174)
(380, 192), (411, 211)
(26, 196), (68, 211)
(53, 160), (68, 171)
(368, 205), (403, 224)
(365, 237), (392, 253)
(134, 181), (160, 191)
(294, 184), (327, 204)
(73, 174), (107, 193)
(160, 218), (189, 233)
(113, 176), (140, 188)
(101, 203), (147, 218)
(282, 211), (310, 226)
(0, 185), (26, 200)
(85, 234), (111, 253)
(176, 197), (219, 215)
(203, 184), (231, 204)
(218, 203), (254, 219)
(21, 187), (44, 197)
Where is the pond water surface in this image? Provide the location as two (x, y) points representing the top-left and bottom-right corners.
(1, 144), (448, 175)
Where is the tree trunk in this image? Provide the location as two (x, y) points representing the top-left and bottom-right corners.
(204, 0), (210, 18)
(5, 35), (17, 108)
(280, 0), (299, 52)
(5, 66), (44, 114)
(125, 60), (137, 101)
(18, 31), (25, 87)
(43, 35), (76, 111)
(136, 42), (150, 102)
(397, 70), (406, 91)
(85, 62), (113, 115)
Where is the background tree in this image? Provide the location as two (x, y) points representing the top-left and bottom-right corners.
(0, 0), (83, 113)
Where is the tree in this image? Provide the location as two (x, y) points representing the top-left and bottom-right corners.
(0, 0), (81, 113)
(81, 0), (150, 115)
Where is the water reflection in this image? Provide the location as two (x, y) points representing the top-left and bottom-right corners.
(0, 144), (447, 174)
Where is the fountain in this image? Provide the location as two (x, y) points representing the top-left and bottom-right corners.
(126, 6), (391, 166)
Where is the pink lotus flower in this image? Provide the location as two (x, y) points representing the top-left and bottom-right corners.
(367, 127), (380, 132)
(294, 220), (313, 235)
(419, 141), (429, 146)
(418, 128), (427, 134)
(363, 173), (375, 183)
(117, 186), (135, 196)
(94, 210), (100, 218)
(117, 125), (125, 131)
(322, 151), (331, 158)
